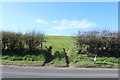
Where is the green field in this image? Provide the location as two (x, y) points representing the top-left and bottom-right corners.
(1, 36), (120, 68)
(44, 36), (75, 53)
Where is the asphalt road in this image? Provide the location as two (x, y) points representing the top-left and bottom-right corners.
(2, 65), (118, 78)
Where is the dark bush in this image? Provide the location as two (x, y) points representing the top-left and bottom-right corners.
(25, 30), (45, 51)
(2, 30), (46, 55)
(75, 30), (120, 57)
(2, 31), (24, 53)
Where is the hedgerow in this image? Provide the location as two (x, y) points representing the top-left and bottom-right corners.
(2, 30), (45, 54)
(75, 30), (120, 57)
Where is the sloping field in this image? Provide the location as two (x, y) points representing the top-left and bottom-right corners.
(44, 36), (75, 53)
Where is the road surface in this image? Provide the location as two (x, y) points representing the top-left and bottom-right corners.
(2, 65), (118, 78)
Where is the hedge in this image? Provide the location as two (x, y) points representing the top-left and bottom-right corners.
(75, 30), (120, 57)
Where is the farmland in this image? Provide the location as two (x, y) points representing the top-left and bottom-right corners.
(44, 36), (75, 53)
(1, 35), (119, 68)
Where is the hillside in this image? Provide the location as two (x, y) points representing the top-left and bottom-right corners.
(44, 36), (75, 53)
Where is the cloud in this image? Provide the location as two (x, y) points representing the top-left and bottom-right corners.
(52, 20), (59, 24)
(35, 19), (98, 31)
(53, 26), (65, 30)
(35, 19), (47, 24)
(52, 19), (97, 30)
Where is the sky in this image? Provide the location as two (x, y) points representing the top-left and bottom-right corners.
(1, 2), (118, 36)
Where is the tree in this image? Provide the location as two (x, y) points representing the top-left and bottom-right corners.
(2, 31), (24, 53)
(25, 30), (45, 51)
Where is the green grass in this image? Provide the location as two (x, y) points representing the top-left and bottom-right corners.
(1, 36), (119, 68)
(1, 53), (46, 66)
(69, 54), (119, 68)
(44, 36), (75, 53)
(2, 60), (44, 66)
(48, 51), (68, 67)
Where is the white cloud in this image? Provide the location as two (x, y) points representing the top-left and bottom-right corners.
(52, 19), (97, 30)
(52, 20), (59, 24)
(53, 26), (65, 30)
(35, 19), (98, 31)
(35, 19), (47, 24)
(71, 19), (97, 28)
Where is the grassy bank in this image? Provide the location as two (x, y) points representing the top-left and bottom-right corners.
(1, 36), (120, 68)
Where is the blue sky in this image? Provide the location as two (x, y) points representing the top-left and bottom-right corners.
(2, 2), (118, 36)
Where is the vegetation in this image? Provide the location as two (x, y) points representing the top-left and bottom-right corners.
(1, 53), (46, 66)
(2, 31), (25, 53)
(25, 30), (45, 50)
(1, 30), (120, 68)
(75, 30), (120, 57)
(44, 36), (75, 53)
(2, 30), (45, 54)
(69, 53), (119, 68)
(47, 50), (68, 67)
